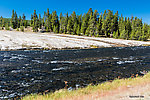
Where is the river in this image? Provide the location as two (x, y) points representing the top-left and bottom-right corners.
(0, 46), (150, 99)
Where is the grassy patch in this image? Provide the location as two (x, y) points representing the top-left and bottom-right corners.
(22, 72), (150, 100)
(142, 44), (150, 46)
(90, 45), (99, 48)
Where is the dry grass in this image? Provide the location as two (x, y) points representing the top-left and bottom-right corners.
(22, 72), (150, 100)
(90, 45), (99, 48)
(142, 44), (150, 46)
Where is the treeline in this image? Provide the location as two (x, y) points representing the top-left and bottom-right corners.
(0, 8), (150, 41)
(0, 10), (29, 31)
(0, 17), (11, 30)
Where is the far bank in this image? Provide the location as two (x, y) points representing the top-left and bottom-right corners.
(0, 30), (150, 51)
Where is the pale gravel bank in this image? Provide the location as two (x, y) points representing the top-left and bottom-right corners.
(0, 30), (149, 50)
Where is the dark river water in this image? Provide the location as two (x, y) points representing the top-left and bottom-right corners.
(0, 46), (150, 99)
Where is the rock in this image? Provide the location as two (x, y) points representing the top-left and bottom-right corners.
(10, 27), (13, 31)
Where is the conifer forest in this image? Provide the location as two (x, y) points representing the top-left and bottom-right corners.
(0, 8), (149, 41)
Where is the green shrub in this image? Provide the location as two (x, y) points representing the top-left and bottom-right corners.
(20, 26), (24, 32)
(16, 28), (19, 31)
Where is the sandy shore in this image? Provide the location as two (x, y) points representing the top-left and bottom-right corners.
(0, 30), (149, 50)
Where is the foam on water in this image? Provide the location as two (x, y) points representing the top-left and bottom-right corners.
(32, 60), (44, 63)
(117, 60), (136, 64)
(112, 57), (119, 60)
(11, 70), (22, 73)
(52, 67), (67, 71)
(97, 59), (107, 61)
(50, 61), (74, 64)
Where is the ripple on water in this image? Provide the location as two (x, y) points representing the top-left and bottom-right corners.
(3, 56), (25, 61)
(117, 60), (136, 64)
(0, 96), (9, 99)
(52, 67), (67, 71)
(50, 61), (74, 64)
(84, 61), (96, 63)
(0, 46), (150, 99)
(11, 70), (22, 73)
(3, 53), (11, 57)
(9, 93), (16, 98)
(43, 50), (50, 53)
(97, 59), (107, 62)
(32, 60), (44, 64)
(18, 82), (30, 87)
(112, 57), (119, 60)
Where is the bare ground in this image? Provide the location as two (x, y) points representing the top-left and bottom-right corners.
(62, 82), (150, 100)
(0, 30), (150, 50)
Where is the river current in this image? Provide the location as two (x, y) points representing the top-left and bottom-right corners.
(0, 46), (150, 99)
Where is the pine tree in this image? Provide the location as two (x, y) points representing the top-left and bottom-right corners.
(102, 19), (107, 37)
(81, 15), (87, 35)
(0, 16), (3, 27)
(93, 10), (98, 21)
(72, 11), (77, 34)
(97, 13), (102, 36)
(125, 17), (132, 39)
(112, 11), (119, 35)
(93, 10), (98, 36)
(47, 8), (50, 17)
(113, 30), (119, 38)
(20, 26), (24, 32)
(76, 14), (82, 35)
(38, 14), (42, 29)
(87, 8), (93, 15)
(35, 21), (39, 32)
(141, 23), (149, 41)
(73, 21), (78, 35)
(103, 10), (107, 20)
(102, 10), (108, 37)
(130, 17), (143, 40)
(77, 14), (82, 26)
(76, 24), (81, 35)
(32, 10), (38, 32)
(2, 17), (5, 29)
(119, 17), (128, 39)
(64, 12), (68, 34)
(54, 24), (59, 33)
(11, 10), (15, 29)
(130, 30), (135, 40)
(12, 11), (18, 29)
(22, 14), (26, 26)
(72, 11), (77, 24)
(118, 14), (124, 38)
(30, 14), (33, 26)
(87, 11), (96, 36)
(44, 9), (52, 32)
(24, 20), (28, 28)
(18, 16), (22, 28)
(5, 22), (10, 30)
(59, 12), (64, 33)
(42, 17), (45, 27)
(135, 29), (142, 40)
(51, 11), (59, 32)
(45, 14), (52, 32)
(67, 17), (72, 34)
(81, 13), (90, 35)
(106, 10), (113, 37)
